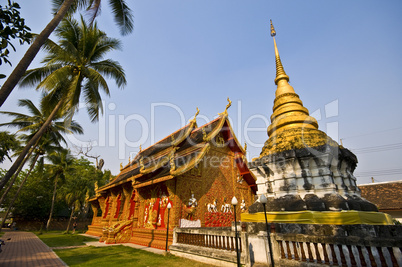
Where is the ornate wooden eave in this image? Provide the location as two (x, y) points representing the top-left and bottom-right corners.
(170, 143), (210, 176)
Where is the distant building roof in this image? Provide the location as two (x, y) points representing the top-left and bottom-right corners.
(359, 180), (402, 211)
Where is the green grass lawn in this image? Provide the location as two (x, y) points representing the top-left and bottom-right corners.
(55, 246), (214, 267)
(37, 232), (99, 247)
(37, 233), (214, 266)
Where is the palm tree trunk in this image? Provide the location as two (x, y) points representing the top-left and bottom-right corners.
(0, 0), (74, 106)
(46, 174), (59, 231)
(0, 153), (40, 229)
(0, 144), (36, 208)
(0, 98), (64, 191)
(66, 206), (74, 233)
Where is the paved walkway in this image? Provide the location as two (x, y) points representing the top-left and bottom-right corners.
(0, 230), (166, 266)
(0, 230), (66, 267)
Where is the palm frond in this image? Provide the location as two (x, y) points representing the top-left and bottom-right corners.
(90, 60), (126, 88)
(108, 0), (134, 36)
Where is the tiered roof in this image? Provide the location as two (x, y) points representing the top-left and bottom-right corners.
(96, 110), (257, 195)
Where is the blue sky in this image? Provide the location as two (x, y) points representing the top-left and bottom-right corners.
(1, 0), (402, 184)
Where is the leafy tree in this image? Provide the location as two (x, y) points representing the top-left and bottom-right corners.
(0, 131), (20, 163)
(5, 156), (111, 228)
(0, 16), (126, 192)
(60, 157), (107, 232)
(10, 166), (54, 222)
(0, 0), (32, 70)
(0, 0), (133, 106)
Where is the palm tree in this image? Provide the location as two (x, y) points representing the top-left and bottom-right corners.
(63, 183), (89, 233)
(0, 0), (133, 106)
(46, 149), (75, 231)
(0, 98), (83, 208)
(0, 16), (126, 191)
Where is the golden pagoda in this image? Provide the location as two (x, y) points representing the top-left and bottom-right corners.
(247, 20), (380, 215)
(260, 20), (338, 157)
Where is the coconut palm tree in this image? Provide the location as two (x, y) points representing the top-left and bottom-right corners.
(0, 0), (133, 106)
(0, 98), (83, 209)
(45, 148), (75, 230)
(0, 16), (126, 191)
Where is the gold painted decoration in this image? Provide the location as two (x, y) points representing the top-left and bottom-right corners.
(139, 157), (145, 172)
(169, 154), (176, 172)
(202, 128), (208, 142)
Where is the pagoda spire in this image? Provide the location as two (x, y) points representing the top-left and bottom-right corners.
(259, 20), (334, 156)
(270, 20), (289, 85)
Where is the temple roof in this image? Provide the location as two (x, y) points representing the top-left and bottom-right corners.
(359, 180), (402, 211)
(97, 112), (257, 194)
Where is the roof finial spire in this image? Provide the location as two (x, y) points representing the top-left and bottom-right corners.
(270, 19), (276, 37)
(218, 97), (232, 116)
(270, 20), (289, 85)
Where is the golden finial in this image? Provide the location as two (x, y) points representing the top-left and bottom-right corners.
(244, 142), (247, 152)
(120, 162), (123, 170)
(270, 19), (289, 85)
(139, 145), (142, 152)
(189, 107), (200, 125)
(226, 97), (232, 111)
(218, 97), (232, 116)
(194, 107), (200, 120)
(270, 19), (276, 37)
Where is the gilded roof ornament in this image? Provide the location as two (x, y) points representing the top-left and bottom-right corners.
(139, 145), (142, 152)
(190, 107), (200, 123)
(218, 97), (232, 116)
(244, 142), (247, 152)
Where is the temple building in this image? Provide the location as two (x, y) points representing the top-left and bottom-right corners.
(246, 21), (380, 217)
(86, 104), (258, 248)
(85, 22), (399, 265)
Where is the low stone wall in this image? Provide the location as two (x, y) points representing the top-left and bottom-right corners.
(245, 222), (402, 267)
(170, 226), (248, 267)
(168, 223), (402, 267)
